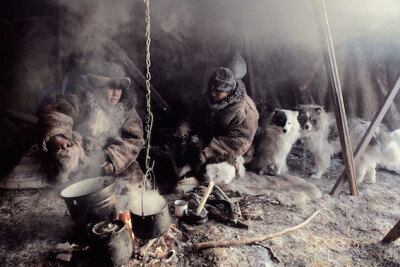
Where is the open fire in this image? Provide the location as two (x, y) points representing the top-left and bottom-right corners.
(131, 223), (185, 265)
(119, 211), (186, 265)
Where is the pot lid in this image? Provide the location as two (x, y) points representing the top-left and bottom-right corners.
(91, 219), (125, 236)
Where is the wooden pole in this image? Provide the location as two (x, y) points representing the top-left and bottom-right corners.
(312, 0), (358, 196)
(330, 75), (400, 195)
(0, 16), (55, 24)
(66, 54), (85, 94)
(56, 2), (63, 97)
(382, 219), (400, 243)
(244, 37), (256, 99)
(105, 40), (175, 119)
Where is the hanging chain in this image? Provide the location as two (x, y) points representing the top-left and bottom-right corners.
(141, 0), (154, 216)
(144, 0), (154, 180)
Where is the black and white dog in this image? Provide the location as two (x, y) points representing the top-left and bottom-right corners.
(249, 109), (300, 175)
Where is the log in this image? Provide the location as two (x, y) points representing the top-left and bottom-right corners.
(195, 210), (320, 250)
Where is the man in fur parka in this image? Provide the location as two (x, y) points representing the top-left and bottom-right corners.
(39, 62), (144, 186)
(174, 67), (259, 183)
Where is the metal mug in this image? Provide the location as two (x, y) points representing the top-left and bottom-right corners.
(174, 200), (188, 217)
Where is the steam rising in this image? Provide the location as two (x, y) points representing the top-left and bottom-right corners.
(129, 189), (166, 216)
(3, 0), (400, 123)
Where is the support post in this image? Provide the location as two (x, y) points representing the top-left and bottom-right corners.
(56, 2), (63, 96)
(382, 219), (400, 243)
(312, 0), (358, 196)
(244, 37), (256, 99)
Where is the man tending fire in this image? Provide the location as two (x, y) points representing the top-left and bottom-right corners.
(38, 62), (144, 187)
(172, 67), (259, 188)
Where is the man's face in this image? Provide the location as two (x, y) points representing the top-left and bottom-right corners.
(106, 88), (122, 105)
(209, 89), (229, 104)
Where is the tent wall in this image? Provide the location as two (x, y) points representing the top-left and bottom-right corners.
(1, 0), (400, 129)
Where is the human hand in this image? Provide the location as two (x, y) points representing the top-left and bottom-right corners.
(101, 161), (115, 175)
(196, 150), (207, 165)
(50, 135), (72, 150)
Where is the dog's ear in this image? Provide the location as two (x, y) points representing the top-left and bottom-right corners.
(315, 107), (324, 116)
(294, 105), (302, 111)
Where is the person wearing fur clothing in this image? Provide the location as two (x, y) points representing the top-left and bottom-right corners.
(39, 62), (144, 186)
(173, 67), (259, 184)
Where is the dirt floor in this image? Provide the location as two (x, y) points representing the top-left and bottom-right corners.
(1, 145), (400, 266)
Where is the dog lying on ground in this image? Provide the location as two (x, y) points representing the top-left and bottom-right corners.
(248, 109), (301, 175)
(296, 104), (400, 183)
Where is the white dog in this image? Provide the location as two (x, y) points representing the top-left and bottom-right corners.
(296, 104), (400, 183)
(356, 128), (400, 183)
(249, 109), (301, 175)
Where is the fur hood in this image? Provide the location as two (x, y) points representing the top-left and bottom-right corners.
(206, 80), (246, 112)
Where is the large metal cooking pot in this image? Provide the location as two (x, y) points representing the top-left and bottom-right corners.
(130, 200), (171, 240)
(60, 176), (117, 227)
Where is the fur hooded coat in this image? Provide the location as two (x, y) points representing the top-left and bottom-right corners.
(39, 89), (144, 179)
(178, 81), (259, 164)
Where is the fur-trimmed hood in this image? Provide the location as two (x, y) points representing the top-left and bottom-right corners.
(206, 80), (246, 112)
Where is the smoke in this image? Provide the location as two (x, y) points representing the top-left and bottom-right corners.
(57, 0), (139, 57)
(3, 0), (400, 120)
(129, 188), (166, 216)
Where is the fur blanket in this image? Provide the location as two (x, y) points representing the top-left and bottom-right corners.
(226, 172), (322, 207)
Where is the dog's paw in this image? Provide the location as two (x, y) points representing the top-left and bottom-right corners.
(311, 172), (322, 179)
(364, 176), (376, 184)
(266, 165), (276, 176)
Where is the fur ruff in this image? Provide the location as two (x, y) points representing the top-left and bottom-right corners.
(206, 80), (246, 112)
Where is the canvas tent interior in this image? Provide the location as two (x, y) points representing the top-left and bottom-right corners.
(1, 0), (400, 265)
(1, 0), (400, 128)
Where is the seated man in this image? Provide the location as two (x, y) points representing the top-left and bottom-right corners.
(39, 62), (144, 186)
(173, 67), (259, 185)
